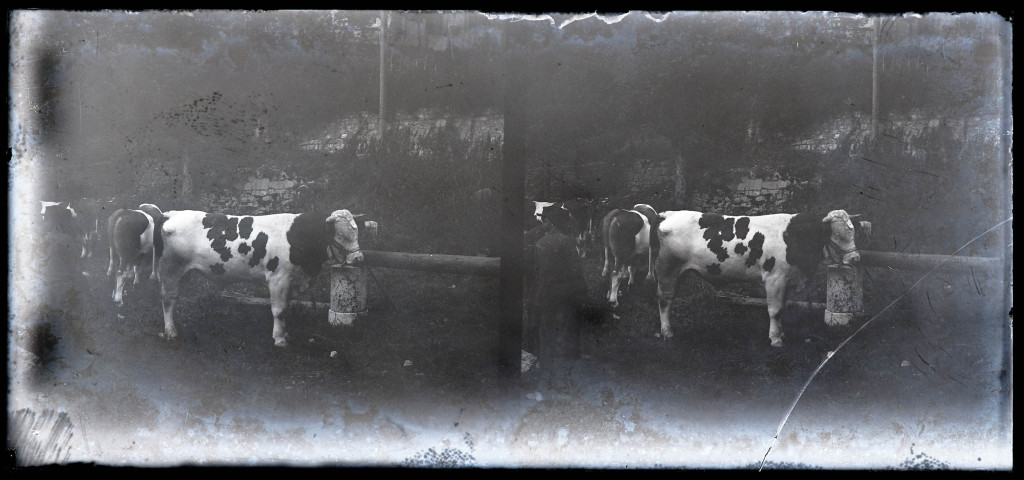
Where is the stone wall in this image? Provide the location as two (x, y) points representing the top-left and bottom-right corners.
(691, 170), (808, 215)
(625, 158), (673, 193)
(198, 171), (307, 215)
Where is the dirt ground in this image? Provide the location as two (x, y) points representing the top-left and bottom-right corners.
(6, 241), (1013, 470)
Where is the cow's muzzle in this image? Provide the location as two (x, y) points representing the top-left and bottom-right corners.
(345, 250), (364, 266)
(330, 241), (363, 266)
(828, 239), (860, 266)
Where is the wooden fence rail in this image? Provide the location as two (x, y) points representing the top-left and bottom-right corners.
(858, 250), (1002, 275)
(361, 250), (501, 277)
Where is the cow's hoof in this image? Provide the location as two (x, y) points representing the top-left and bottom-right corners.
(274, 339), (288, 348)
(770, 339), (785, 348)
(660, 330), (673, 339)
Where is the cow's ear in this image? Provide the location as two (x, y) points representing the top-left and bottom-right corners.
(848, 214), (863, 221)
(820, 215), (835, 235)
(856, 221), (873, 245)
(352, 213), (366, 219)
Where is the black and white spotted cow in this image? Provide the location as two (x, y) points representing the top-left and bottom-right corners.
(157, 209), (364, 347)
(601, 204), (658, 307)
(107, 206), (160, 306)
(650, 209), (866, 347)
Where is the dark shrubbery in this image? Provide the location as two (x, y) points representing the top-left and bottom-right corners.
(293, 121), (503, 256)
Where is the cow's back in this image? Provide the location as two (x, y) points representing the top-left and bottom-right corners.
(657, 211), (798, 279)
(161, 211), (322, 281)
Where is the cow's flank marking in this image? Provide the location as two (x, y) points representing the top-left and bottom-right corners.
(706, 263), (722, 275)
(210, 263), (226, 275)
(249, 231), (269, 267)
(267, 257), (279, 272)
(763, 256), (776, 272)
(746, 232), (766, 267)
(238, 217), (254, 239)
(202, 213), (238, 262)
(698, 213), (735, 262)
(782, 213), (826, 275)
(735, 243), (748, 255)
(286, 212), (332, 277)
(238, 242), (251, 255)
(735, 216), (751, 240)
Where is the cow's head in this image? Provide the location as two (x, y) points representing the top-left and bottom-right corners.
(326, 210), (364, 266)
(40, 201), (77, 218)
(821, 210), (861, 266)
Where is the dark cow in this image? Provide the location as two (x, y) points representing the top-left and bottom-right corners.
(40, 200), (85, 243)
(72, 197), (103, 259)
(527, 199), (596, 258)
(560, 198), (597, 258)
(157, 209), (364, 347)
(651, 209), (866, 347)
(107, 207), (159, 306)
(40, 199), (102, 261)
(40, 201), (80, 237)
(39, 201), (85, 273)
(600, 204), (658, 307)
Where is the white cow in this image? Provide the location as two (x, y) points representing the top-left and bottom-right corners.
(651, 209), (868, 348)
(157, 209), (364, 347)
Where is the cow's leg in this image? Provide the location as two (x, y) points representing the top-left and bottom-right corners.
(159, 260), (184, 340)
(113, 270), (129, 306)
(764, 274), (788, 348)
(107, 213), (121, 276)
(601, 242), (612, 277)
(268, 276), (291, 347)
(113, 248), (132, 304)
(149, 251), (159, 281)
(608, 266), (625, 308)
(132, 260), (141, 285)
(645, 247), (655, 282)
(655, 258), (684, 339)
(107, 246), (118, 276)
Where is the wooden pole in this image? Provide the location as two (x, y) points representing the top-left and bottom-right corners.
(715, 295), (825, 310)
(378, 11), (388, 132)
(221, 294), (322, 310)
(361, 250), (500, 277)
(871, 16), (880, 142)
(859, 250), (1001, 275)
(500, 17), (526, 380)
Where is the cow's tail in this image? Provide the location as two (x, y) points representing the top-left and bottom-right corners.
(154, 214), (168, 261)
(648, 213), (664, 283)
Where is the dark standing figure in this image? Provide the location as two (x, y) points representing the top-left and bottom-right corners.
(527, 207), (587, 378)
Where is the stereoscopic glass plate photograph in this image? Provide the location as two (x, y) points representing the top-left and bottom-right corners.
(7, 9), (1012, 470)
